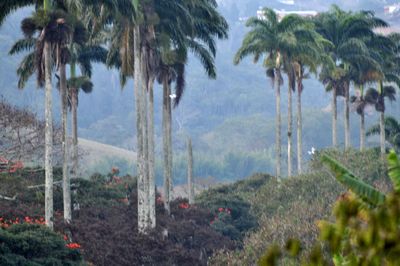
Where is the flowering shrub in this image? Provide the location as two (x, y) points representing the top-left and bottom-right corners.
(0, 216), (45, 228)
(179, 202), (190, 209)
(197, 191), (257, 241)
(0, 224), (84, 265)
(66, 243), (82, 249)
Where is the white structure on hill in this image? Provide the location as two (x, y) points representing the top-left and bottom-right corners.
(257, 8), (318, 21)
(384, 3), (400, 15)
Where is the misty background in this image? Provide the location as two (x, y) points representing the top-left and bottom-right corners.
(1, 0), (399, 184)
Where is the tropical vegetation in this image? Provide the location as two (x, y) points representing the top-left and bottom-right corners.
(0, 0), (399, 265)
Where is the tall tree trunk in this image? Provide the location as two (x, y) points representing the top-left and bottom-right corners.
(274, 68), (281, 178)
(142, 78), (149, 228)
(148, 78), (156, 229)
(60, 63), (71, 222)
(287, 82), (292, 177)
(296, 80), (302, 174)
(70, 63), (78, 180)
(380, 111), (385, 156)
(187, 137), (194, 204)
(162, 79), (171, 215)
(167, 83), (173, 200)
(332, 87), (337, 147)
(44, 40), (54, 229)
(71, 89), (78, 178)
(344, 82), (350, 149)
(134, 26), (147, 234)
(360, 113), (365, 151)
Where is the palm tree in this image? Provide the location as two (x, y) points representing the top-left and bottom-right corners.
(234, 8), (314, 177)
(349, 55), (382, 151)
(7, 0), (65, 229)
(366, 84), (397, 153)
(154, 0), (227, 212)
(292, 33), (329, 173)
(314, 6), (388, 149)
(9, 2), (104, 222)
(367, 33), (400, 156)
(367, 116), (400, 153)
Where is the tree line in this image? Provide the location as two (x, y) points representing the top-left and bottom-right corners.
(235, 6), (400, 178)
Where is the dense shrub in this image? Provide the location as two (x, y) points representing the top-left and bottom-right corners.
(0, 224), (84, 265)
(1, 170), (235, 265)
(210, 149), (390, 265)
(196, 178), (260, 241)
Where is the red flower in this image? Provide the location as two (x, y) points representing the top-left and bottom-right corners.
(218, 207), (224, 212)
(179, 202), (190, 209)
(66, 243), (82, 249)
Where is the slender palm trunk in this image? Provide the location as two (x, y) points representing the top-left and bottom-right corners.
(344, 82), (350, 149)
(44, 40), (54, 229)
(187, 137), (194, 204)
(287, 82), (293, 177)
(71, 89), (78, 177)
(167, 83), (173, 200)
(148, 78), (156, 229)
(70, 63), (78, 180)
(60, 63), (71, 222)
(360, 113), (365, 151)
(296, 80), (302, 174)
(134, 26), (147, 234)
(380, 111), (385, 156)
(162, 78), (171, 214)
(274, 68), (281, 178)
(332, 87), (337, 147)
(142, 81), (149, 226)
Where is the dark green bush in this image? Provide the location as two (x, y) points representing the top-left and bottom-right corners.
(197, 190), (257, 241)
(0, 224), (85, 265)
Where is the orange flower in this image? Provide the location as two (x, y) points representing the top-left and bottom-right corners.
(66, 243), (82, 249)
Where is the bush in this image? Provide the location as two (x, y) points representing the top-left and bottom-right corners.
(0, 224), (84, 265)
(210, 149), (391, 265)
(197, 179), (260, 241)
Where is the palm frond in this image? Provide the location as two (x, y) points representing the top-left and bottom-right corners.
(321, 154), (386, 206)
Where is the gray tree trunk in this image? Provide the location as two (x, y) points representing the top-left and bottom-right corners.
(44, 41), (54, 229)
(142, 81), (149, 228)
(332, 87), (337, 147)
(380, 111), (385, 156)
(187, 137), (194, 204)
(162, 79), (171, 215)
(167, 83), (173, 200)
(274, 68), (281, 178)
(287, 83), (292, 177)
(360, 113), (365, 151)
(60, 63), (71, 222)
(148, 78), (156, 229)
(344, 82), (350, 149)
(134, 26), (147, 234)
(71, 89), (78, 180)
(296, 82), (302, 174)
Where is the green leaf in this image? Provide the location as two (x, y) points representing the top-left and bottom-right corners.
(321, 155), (385, 206)
(387, 150), (400, 193)
(132, 0), (139, 14)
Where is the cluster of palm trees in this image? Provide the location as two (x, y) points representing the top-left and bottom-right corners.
(0, 0), (227, 233)
(235, 6), (400, 178)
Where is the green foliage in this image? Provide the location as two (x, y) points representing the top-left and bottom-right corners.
(258, 151), (400, 266)
(321, 154), (386, 206)
(73, 175), (136, 208)
(196, 175), (263, 240)
(210, 149), (389, 265)
(0, 224), (85, 265)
